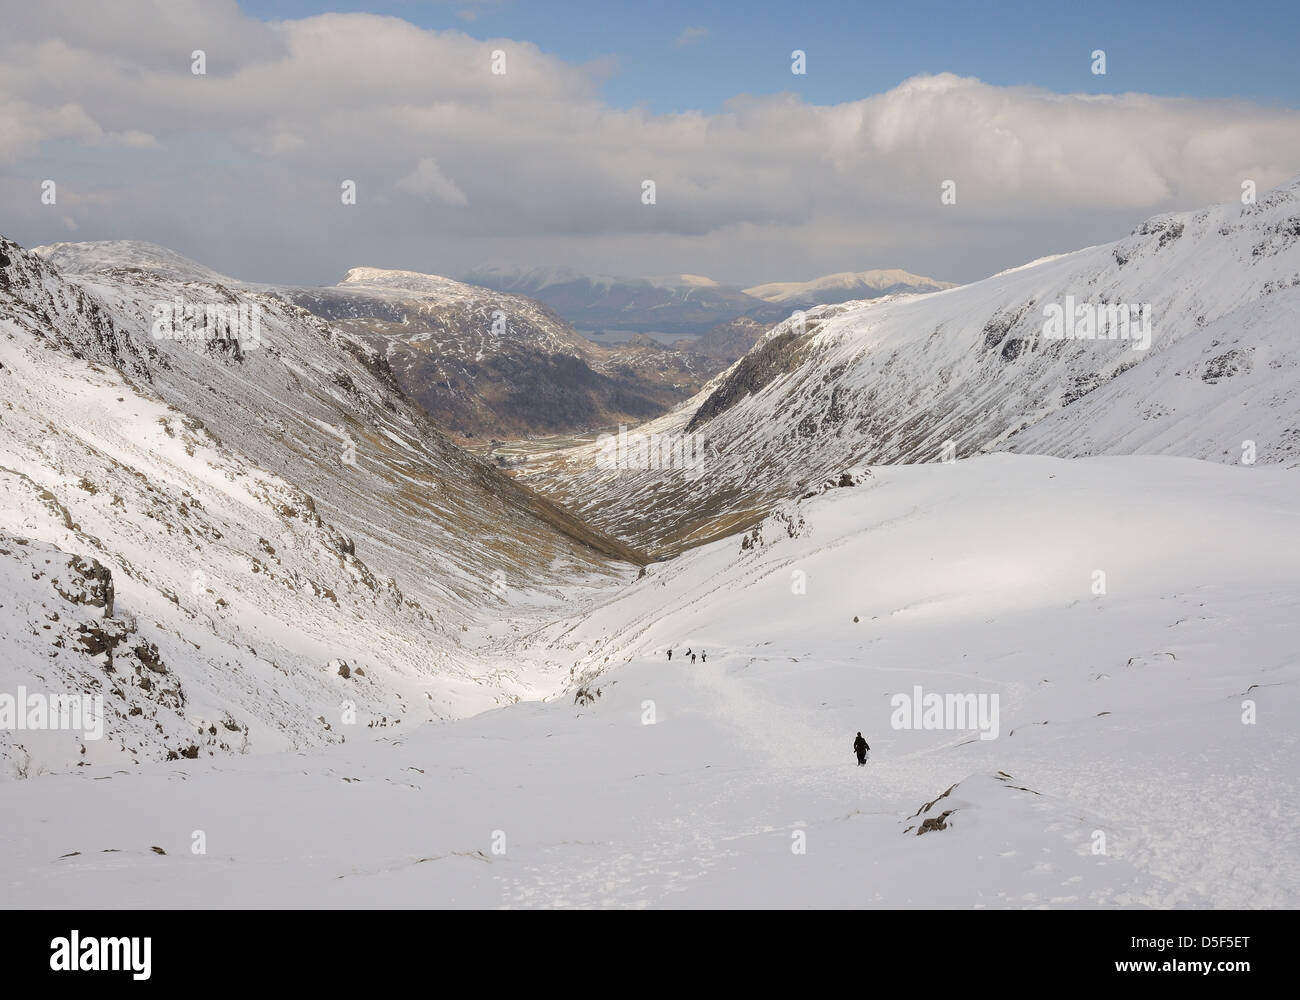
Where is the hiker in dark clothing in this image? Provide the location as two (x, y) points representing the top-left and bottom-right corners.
(701, 651), (706, 663)
(690, 652), (696, 664)
(853, 732), (869, 766)
(667, 648), (672, 661)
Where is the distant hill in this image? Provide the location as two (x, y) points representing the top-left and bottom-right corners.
(464, 263), (955, 337)
(744, 269), (956, 308)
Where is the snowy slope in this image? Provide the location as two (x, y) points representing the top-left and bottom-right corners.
(34, 240), (235, 286)
(524, 180), (1300, 555)
(37, 244), (715, 441)
(2, 454), (1294, 907)
(2, 235), (638, 775)
(24, 239), (640, 584)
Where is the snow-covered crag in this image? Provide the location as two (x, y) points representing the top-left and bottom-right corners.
(525, 181), (1300, 556)
(1, 236), (639, 777)
(274, 265), (713, 440)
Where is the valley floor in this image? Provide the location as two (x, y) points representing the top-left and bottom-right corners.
(2, 454), (1297, 908)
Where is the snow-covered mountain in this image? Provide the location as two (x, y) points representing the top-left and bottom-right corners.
(34, 240), (235, 286)
(462, 264), (776, 335)
(1, 235), (641, 777)
(279, 265), (712, 440)
(524, 180), (1300, 556)
(34, 246), (717, 442)
(466, 263), (955, 338)
(744, 269), (957, 308)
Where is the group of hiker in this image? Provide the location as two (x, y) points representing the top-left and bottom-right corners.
(666, 647), (705, 664)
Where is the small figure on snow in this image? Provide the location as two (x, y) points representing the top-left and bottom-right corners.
(701, 650), (706, 663)
(853, 732), (869, 766)
(667, 648), (672, 661)
(690, 652), (697, 664)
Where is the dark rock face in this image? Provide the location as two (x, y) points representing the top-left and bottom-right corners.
(76, 619), (127, 659)
(687, 328), (807, 431)
(1135, 217), (1185, 249)
(1062, 372), (1101, 406)
(55, 556), (116, 618)
(905, 782), (957, 835)
(916, 810), (954, 835)
(0, 236), (150, 375)
(981, 300), (1037, 356)
(800, 469), (868, 499)
(1000, 337), (1031, 361)
(1203, 348), (1249, 383)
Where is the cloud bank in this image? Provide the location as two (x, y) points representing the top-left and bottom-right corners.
(2, 1), (1298, 286)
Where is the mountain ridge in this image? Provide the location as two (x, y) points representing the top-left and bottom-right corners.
(520, 179), (1300, 556)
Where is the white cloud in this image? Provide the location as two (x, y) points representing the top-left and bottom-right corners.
(0, 4), (1297, 286)
(397, 157), (469, 206)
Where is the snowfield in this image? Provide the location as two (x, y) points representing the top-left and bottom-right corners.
(3, 455), (1295, 907)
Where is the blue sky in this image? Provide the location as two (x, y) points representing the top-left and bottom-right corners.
(240, 0), (1300, 112)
